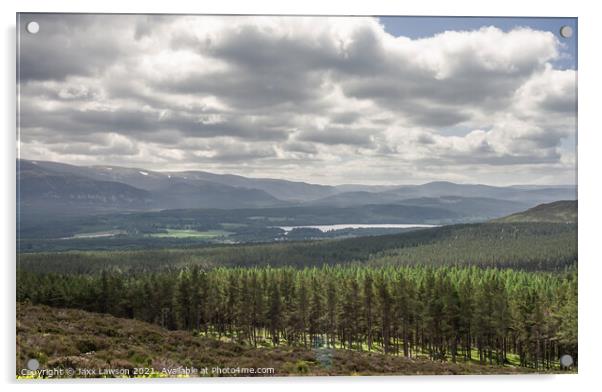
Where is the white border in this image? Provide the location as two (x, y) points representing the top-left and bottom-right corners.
(2, 1), (600, 391)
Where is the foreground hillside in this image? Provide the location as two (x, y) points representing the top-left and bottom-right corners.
(17, 303), (540, 378)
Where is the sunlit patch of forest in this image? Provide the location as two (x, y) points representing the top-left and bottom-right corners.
(17, 303), (544, 377)
(18, 265), (577, 371)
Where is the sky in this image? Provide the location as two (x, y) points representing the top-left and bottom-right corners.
(17, 14), (577, 186)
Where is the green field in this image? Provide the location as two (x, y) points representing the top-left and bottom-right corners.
(149, 229), (232, 239)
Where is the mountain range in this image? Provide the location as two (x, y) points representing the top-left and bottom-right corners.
(17, 159), (577, 222)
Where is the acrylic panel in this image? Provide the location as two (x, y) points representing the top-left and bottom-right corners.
(16, 13), (577, 378)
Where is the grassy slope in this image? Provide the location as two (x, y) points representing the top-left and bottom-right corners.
(492, 200), (577, 223)
(17, 303), (538, 378)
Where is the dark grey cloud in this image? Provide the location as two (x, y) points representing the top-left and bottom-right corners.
(416, 134), (436, 145)
(19, 14), (133, 81)
(296, 127), (376, 146)
(209, 145), (277, 162)
(20, 99), (290, 142)
(284, 141), (319, 155)
(540, 91), (577, 114)
(157, 70), (324, 111)
(47, 138), (139, 157)
(330, 111), (362, 125)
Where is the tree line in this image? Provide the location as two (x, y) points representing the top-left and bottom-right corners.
(17, 265), (577, 369)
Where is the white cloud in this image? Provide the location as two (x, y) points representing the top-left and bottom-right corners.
(17, 15), (577, 185)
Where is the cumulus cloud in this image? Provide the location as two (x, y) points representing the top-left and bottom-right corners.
(17, 14), (577, 185)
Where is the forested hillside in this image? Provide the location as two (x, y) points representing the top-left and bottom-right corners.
(18, 222), (577, 273)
